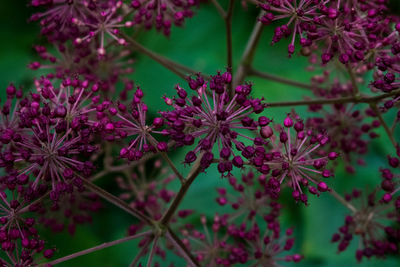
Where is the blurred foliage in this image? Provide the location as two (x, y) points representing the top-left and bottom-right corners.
(0, 1), (400, 266)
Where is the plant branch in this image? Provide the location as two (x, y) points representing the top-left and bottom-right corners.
(147, 135), (185, 184)
(160, 154), (203, 225)
(249, 67), (316, 90)
(210, 0), (226, 17)
(79, 174), (153, 225)
(41, 231), (151, 266)
(266, 89), (400, 107)
(225, 0), (234, 96)
(329, 189), (357, 213)
(19, 191), (50, 213)
(370, 103), (398, 147)
(233, 11), (265, 87)
(129, 237), (153, 267)
(122, 33), (199, 79)
(166, 228), (201, 267)
(347, 64), (361, 97)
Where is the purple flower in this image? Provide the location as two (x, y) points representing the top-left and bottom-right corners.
(130, 0), (198, 36)
(162, 71), (266, 174)
(105, 87), (165, 161)
(256, 113), (337, 204)
(332, 188), (399, 261)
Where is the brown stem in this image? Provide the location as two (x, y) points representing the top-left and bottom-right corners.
(147, 135), (185, 183)
(129, 237), (153, 267)
(329, 189), (357, 213)
(210, 0), (226, 17)
(146, 236), (159, 267)
(41, 231), (151, 266)
(267, 88), (400, 107)
(160, 154), (203, 225)
(347, 64), (361, 97)
(19, 191), (50, 213)
(79, 174), (153, 225)
(233, 11), (265, 87)
(225, 0), (234, 96)
(370, 103), (398, 147)
(166, 228), (201, 267)
(249, 67), (316, 90)
(121, 33), (199, 79)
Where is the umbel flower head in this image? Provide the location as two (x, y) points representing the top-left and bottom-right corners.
(332, 188), (399, 262)
(162, 71), (266, 174)
(306, 103), (376, 173)
(130, 0), (198, 36)
(102, 86), (166, 161)
(256, 113), (338, 204)
(0, 81), (98, 200)
(0, 183), (55, 267)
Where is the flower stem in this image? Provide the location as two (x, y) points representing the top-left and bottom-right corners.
(370, 103), (398, 148)
(329, 189), (357, 213)
(267, 88), (400, 107)
(210, 0), (226, 17)
(249, 67), (316, 90)
(225, 0), (234, 96)
(233, 11), (264, 87)
(122, 33), (199, 79)
(166, 228), (201, 267)
(41, 231), (151, 266)
(78, 174), (153, 225)
(347, 64), (361, 98)
(160, 154), (203, 225)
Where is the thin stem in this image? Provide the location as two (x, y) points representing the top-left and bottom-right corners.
(370, 103), (398, 147)
(41, 231), (151, 266)
(210, 0), (226, 17)
(160, 152), (185, 184)
(78, 174), (153, 225)
(233, 11), (265, 87)
(347, 64), (361, 97)
(160, 154), (203, 225)
(146, 236), (159, 267)
(329, 189), (357, 213)
(166, 228), (201, 267)
(129, 237), (153, 267)
(225, 0), (234, 96)
(147, 135), (185, 183)
(267, 88), (400, 107)
(19, 190), (50, 213)
(122, 33), (199, 78)
(249, 67), (316, 90)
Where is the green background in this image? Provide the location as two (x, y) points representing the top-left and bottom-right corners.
(0, 1), (399, 266)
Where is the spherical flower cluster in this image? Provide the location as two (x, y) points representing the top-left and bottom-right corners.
(332, 188), (399, 261)
(216, 170), (278, 220)
(103, 87), (166, 161)
(182, 169), (302, 266)
(0, 78), (98, 202)
(0, 182), (55, 266)
(307, 104), (377, 173)
(256, 113), (338, 204)
(30, 44), (135, 93)
(162, 71), (266, 174)
(130, 0), (198, 36)
(37, 189), (102, 235)
(258, 0), (400, 67)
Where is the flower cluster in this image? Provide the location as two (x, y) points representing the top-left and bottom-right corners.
(1, 0), (400, 266)
(182, 170), (302, 266)
(162, 71), (266, 174)
(258, 0), (400, 68)
(332, 188), (399, 261)
(255, 113), (337, 204)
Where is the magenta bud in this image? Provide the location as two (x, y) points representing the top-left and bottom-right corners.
(283, 116), (293, 127)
